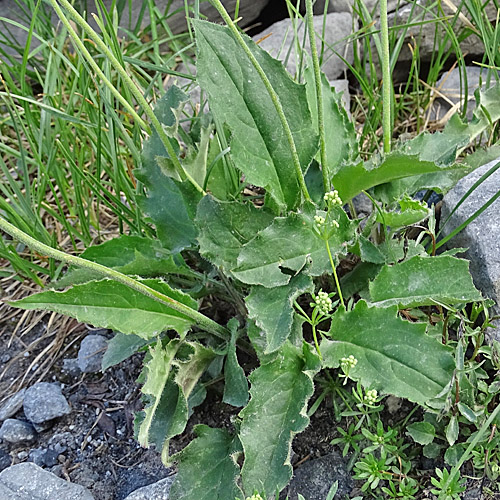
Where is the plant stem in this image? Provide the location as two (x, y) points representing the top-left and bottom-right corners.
(50, 0), (205, 195)
(0, 216), (230, 340)
(305, 0), (329, 191)
(312, 322), (322, 359)
(209, 0), (312, 204)
(325, 239), (345, 308)
(380, 0), (392, 153)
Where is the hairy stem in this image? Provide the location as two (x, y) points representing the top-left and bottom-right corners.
(380, 0), (392, 153)
(209, 0), (311, 203)
(50, 0), (205, 194)
(0, 216), (230, 340)
(325, 239), (345, 308)
(305, 0), (329, 191)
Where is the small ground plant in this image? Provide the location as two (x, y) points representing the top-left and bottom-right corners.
(1, 0), (500, 498)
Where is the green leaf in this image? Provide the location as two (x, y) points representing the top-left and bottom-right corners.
(233, 208), (356, 287)
(101, 332), (150, 371)
(375, 197), (431, 229)
(423, 442), (443, 459)
(137, 341), (216, 464)
(193, 20), (318, 211)
(223, 319), (249, 407)
(406, 422), (436, 445)
(54, 235), (187, 288)
(246, 273), (313, 353)
(169, 425), (243, 500)
(239, 342), (321, 495)
(136, 86), (201, 252)
(444, 444), (467, 466)
(196, 196), (274, 270)
(304, 66), (357, 176)
(11, 279), (198, 339)
(321, 300), (455, 404)
(446, 415), (459, 446)
(369, 255), (482, 308)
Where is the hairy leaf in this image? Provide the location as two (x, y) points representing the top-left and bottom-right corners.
(375, 197), (431, 228)
(407, 422), (436, 445)
(55, 235), (187, 288)
(194, 20), (318, 211)
(196, 196), (274, 270)
(322, 300), (455, 404)
(102, 332), (150, 371)
(233, 208), (356, 287)
(304, 66), (357, 176)
(136, 86), (201, 252)
(169, 425), (243, 500)
(223, 319), (249, 407)
(239, 342), (321, 495)
(11, 279), (198, 339)
(369, 255), (482, 308)
(246, 273), (313, 353)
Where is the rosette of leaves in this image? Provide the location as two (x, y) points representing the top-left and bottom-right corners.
(6, 10), (500, 500)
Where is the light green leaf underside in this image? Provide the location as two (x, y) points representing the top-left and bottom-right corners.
(322, 300), (455, 404)
(223, 319), (249, 407)
(11, 279), (198, 339)
(233, 208), (356, 287)
(196, 195), (274, 270)
(246, 273), (313, 353)
(369, 255), (482, 308)
(169, 425), (243, 500)
(193, 20), (318, 211)
(55, 235), (187, 288)
(102, 332), (150, 371)
(239, 342), (320, 495)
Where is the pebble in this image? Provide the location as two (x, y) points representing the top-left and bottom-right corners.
(77, 335), (108, 373)
(0, 389), (26, 422)
(0, 462), (95, 499)
(23, 383), (71, 425)
(0, 419), (37, 444)
(0, 354), (11, 363)
(62, 358), (82, 377)
(0, 449), (11, 472)
(123, 476), (176, 500)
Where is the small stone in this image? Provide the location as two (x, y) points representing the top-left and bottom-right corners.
(123, 476), (176, 500)
(17, 451), (28, 461)
(0, 449), (11, 472)
(28, 448), (46, 467)
(0, 390), (26, 422)
(42, 449), (59, 468)
(0, 354), (10, 363)
(23, 383), (71, 425)
(62, 358), (81, 377)
(0, 462), (95, 499)
(77, 335), (108, 373)
(0, 419), (37, 444)
(32, 421), (54, 434)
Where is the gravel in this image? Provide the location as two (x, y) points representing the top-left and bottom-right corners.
(0, 420), (36, 445)
(23, 383), (71, 425)
(77, 335), (108, 373)
(122, 476), (175, 500)
(0, 390), (26, 422)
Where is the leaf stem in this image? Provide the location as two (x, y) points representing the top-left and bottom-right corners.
(305, 0), (329, 191)
(50, 0), (205, 195)
(380, 0), (392, 153)
(312, 323), (322, 359)
(0, 216), (230, 340)
(209, 0), (312, 204)
(325, 239), (344, 308)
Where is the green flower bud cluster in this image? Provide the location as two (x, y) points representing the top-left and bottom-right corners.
(339, 355), (358, 384)
(324, 189), (342, 206)
(314, 215), (325, 226)
(245, 495), (264, 500)
(313, 290), (332, 316)
(364, 389), (378, 405)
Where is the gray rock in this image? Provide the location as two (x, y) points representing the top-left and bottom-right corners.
(123, 476), (175, 500)
(440, 157), (500, 340)
(62, 358), (82, 377)
(0, 462), (94, 500)
(0, 0), (269, 59)
(0, 450), (11, 472)
(77, 335), (108, 373)
(285, 452), (353, 499)
(0, 390), (25, 422)
(23, 383), (71, 425)
(28, 449), (45, 468)
(0, 420), (36, 445)
(431, 67), (499, 122)
(254, 12), (353, 80)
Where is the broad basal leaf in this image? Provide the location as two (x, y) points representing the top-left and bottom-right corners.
(11, 279), (198, 339)
(369, 255), (482, 308)
(136, 86), (201, 252)
(193, 20), (318, 211)
(246, 273), (313, 353)
(137, 341), (216, 464)
(321, 300), (455, 404)
(55, 235), (188, 288)
(196, 195), (274, 270)
(233, 208), (356, 287)
(169, 425), (243, 500)
(304, 66), (358, 176)
(239, 342), (321, 495)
